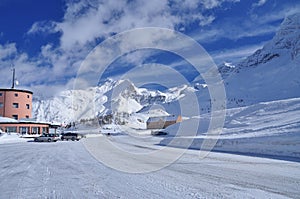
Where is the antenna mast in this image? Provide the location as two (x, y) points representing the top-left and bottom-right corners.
(11, 66), (15, 89)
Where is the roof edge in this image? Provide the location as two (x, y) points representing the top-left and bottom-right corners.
(0, 88), (33, 94)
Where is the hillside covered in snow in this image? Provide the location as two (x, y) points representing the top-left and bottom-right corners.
(219, 13), (300, 106)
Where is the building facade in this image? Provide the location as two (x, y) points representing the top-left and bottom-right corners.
(0, 88), (52, 136)
(147, 115), (182, 129)
(0, 89), (33, 120)
(0, 118), (49, 135)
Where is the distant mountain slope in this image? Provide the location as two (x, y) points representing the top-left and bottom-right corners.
(204, 13), (300, 107)
(33, 79), (188, 123)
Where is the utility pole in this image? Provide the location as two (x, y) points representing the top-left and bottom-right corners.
(11, 66), (15, 89)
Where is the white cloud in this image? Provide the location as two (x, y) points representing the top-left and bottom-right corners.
(199, 15), (216, 26)
(29, 84), (70, 99)
(27, 21), (58, 35)
(121, 63), (190, 88)
(165, 42), (265, 71)
(191, 4), (300, 44)
(30, 0), (240, 52)
(191, 23), (278, 44)
(251, 5), (300, 25)
(211, 43), (265, 64)
(252, 0), (267, 8)
(0, 43), (17, 59)
(54, 0), (173, 50)
(201, 0), (240, 9)
(0, 42), (82, 99)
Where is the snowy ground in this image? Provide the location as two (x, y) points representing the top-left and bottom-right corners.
(1, 97), (300, 198)
(0, 133), (33, 144)
(160, 97), (300, 161)
(0, 135), (299, 199)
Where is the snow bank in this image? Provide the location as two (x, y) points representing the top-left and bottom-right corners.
(0, 133), (31, 144)
(0, 117), (18, 123)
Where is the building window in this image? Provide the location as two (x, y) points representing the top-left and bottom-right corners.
(0, 103), (3, 108)
(0, 93), (2, 96)
(12, 115), (18, 120)
(13, 103), (19, 108)
(27, 95), (30, 98)
(6, 127), (17, 133)
(31, 127), (40, 135)
(26, 115), (29, 118)
(14, 93), (18, 97)
(20, 127), (30, 135)
(42, 127), (48, 134)
(26, 104), (30, 109)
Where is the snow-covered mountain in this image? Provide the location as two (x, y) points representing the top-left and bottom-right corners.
(33, 79), (189, 123)
(33, 13), (300, 124)
(215, 13), (300, 106)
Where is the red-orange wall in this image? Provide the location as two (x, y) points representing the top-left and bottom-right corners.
(0, 89), (33, 120)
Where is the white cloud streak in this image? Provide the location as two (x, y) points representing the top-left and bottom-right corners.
(0, 43), (17, 59)
(252, 0), (267, 8)
(27, 21), (58, 35)
(191, 3), (300, 44)
(211, 43), (265, 64)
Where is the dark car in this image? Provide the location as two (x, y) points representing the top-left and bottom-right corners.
(34, 134), (60, 142)
(151, 130), (168, 136)
(61, 132), (84, 141)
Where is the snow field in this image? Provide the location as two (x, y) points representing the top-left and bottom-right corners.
(0, 138), (299, 198)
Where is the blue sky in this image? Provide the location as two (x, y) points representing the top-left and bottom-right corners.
(0, 0), (299, 98)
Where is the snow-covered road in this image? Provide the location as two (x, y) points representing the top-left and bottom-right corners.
(0, 138), (299, 199)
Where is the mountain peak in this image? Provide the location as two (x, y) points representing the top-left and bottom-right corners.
(237, 13), (300, 68)
(265, 13), (300, 58)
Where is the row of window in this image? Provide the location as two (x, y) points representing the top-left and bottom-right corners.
(0, 103), (30, 109)
(0, 93), (30, 98)
(0, 115), (29, 120)
(11, 115), (30, 120)
(4, 126), (48, 134)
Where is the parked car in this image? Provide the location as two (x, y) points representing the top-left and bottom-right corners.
(61, 132), (84, 141)
(34, 134), (60, 142)
(151, 130), (168, 136)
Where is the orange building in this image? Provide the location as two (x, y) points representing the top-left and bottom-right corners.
(0, 88), (53, 136)
(0, 88), (32, 120)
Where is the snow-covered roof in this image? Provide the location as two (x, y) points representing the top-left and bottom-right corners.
(0, 117), (52, 125)
(19, 118), (37, 122)
(0, 117), (19, 123)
